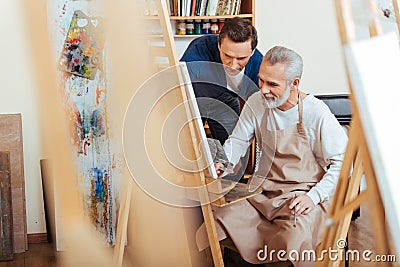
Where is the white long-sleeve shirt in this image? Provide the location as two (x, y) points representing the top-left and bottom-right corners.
(224, 91), (348, 205)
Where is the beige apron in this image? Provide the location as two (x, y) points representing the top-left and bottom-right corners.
(199, 94), (330, 266)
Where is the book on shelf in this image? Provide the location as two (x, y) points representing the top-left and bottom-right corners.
(195, 0), (202, 16)
(168, 0), (244, 17)
(186, 0), (192, 16)
(206, 0), (219, 16)
(199, 0), (208, 16)
(191, 0), (196, 16)
(215, 0), (225, 15)
(217, 0), (238, 16)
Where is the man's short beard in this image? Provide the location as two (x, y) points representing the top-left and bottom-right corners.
(263, 85), (291, 109)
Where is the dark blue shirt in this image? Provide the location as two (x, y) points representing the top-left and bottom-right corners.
(180, 34), (263, 101)
(180, 34), (263, 144)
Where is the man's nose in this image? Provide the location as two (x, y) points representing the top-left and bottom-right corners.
(230, 58), (241, 70)
(260, 84), (270, 94)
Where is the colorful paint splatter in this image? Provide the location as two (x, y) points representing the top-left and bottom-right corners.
(53, 5), (121, 246)
(59, 10), (105, 80)
(61, 72), (118, 245)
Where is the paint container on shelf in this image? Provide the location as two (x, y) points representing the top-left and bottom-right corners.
(177, 20), (186, 35)
(202, 19), (210, 34)
(218, 19), (225, 33)
(194, 19), (202, 35)
(210, 19), (218, 34)
(186, 19), (194, 35)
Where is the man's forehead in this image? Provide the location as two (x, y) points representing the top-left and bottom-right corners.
(261, 61), (286, 71)
(219, 39), (253, 56)
(259, 62), (287, 80)
(220, 37), (252, 46)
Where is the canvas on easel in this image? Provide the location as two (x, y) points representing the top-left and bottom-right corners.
(112, 1), (225, 266)
(316, 0), (399, 266)
(344, 31), (400, 260)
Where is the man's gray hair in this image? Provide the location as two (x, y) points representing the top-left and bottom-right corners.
(264, 46), (303, 83)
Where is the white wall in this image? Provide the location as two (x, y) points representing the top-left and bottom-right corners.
(254, 0), (399, 95)
(255, 0), (349, 95)
(176, 37), (195, 59)
(0, 1), (46, 234)
(174, 1), (350, 94)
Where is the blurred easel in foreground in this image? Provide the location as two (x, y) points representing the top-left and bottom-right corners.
(317, 0), (400, 266)
(112, 0), (226, 266)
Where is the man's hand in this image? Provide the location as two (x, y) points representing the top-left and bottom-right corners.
(214, 161), (239, 177)
(214, 162), (225, 177)
(289, 195), (315, 215)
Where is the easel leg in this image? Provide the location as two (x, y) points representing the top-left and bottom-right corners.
(200, 203), (224, 267)
(362, 144), (392, 266)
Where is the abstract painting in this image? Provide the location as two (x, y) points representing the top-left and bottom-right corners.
(51, 5), (121, 246)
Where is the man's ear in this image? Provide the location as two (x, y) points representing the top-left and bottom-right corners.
(291, 78), (300, 90)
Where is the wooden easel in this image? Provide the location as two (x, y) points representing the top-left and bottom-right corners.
(392, 0), (400, 33)
(316, 1), (398, 266)
(112, 1), (224, 266)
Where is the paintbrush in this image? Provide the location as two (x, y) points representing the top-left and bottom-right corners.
(293, 194), (297, 227)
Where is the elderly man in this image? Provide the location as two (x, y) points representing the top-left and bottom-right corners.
(181, 17), (263, 145)
(197, 46), (348, 266)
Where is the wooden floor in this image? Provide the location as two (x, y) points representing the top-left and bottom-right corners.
(347, 203), (375, 267)
(347, 204), (398, 267)
(0, 204), (396, 267)
(0, 242), (59, 267)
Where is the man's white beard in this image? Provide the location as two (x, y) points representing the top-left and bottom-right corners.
(263, 85), (291, 109)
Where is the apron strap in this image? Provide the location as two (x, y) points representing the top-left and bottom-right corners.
(298, 90), (303, 124)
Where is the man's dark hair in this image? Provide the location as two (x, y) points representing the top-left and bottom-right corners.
(218, 17), (258, 51)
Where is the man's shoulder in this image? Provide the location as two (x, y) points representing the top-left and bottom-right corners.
(245, 49), (263, 70)
(251, 48), (263, 61)
(237, 92), (265, 121)
(191, 34), (219, 45)
(248, 91), (261, 99)
(180, 35), (220, 62)
(303, 94), (336, 122)
(246, 91), (264, 107)
(304, 94), (327, 110)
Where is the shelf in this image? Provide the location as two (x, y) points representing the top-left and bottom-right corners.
(169, 14), (253, 20)
(148, 34), (204, 38)
(144, 14), (253, 20)
(174, 34), (203, 38)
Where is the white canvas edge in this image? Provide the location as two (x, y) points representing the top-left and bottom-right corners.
(344, 32), (400, 257)
(180, 62), (218, 179)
